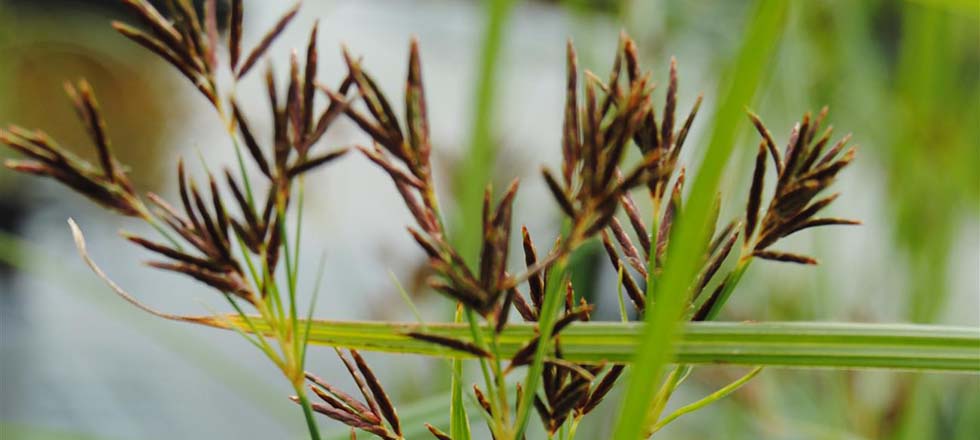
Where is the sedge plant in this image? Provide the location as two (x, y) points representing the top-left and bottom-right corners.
(2, 1), (978, 439)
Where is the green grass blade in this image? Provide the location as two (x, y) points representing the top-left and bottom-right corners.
(612, 1), (789, 438)
(222, 319), (980, 373)
(452, 0), (517, 265)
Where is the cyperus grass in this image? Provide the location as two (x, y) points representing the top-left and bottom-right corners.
(2, 1), (977, 439)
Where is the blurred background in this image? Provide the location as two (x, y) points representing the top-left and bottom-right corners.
(0, 0), (977, 439)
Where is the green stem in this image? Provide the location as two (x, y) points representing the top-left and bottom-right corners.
(648, 367), (763, 435)
(513, 256), (569, 438)
(295, 387), (322, 440)
(465, 308), (504, 437)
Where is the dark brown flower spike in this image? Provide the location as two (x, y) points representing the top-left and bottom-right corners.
(300, 370), (399, 440)
(113, 0), (221, 105)
(345, 40), (532, 317)
(743, 110), (860, 263)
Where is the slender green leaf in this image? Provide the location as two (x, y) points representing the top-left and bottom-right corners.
(221, 318), (980, 373)
(613, 1), (789, 438)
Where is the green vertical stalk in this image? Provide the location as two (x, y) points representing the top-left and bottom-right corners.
(611, 2), (788, 438)
(294, 387), (322, 440)
(453, 0), (518, 265)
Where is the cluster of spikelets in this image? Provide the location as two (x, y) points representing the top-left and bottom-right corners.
(0, 1), (858, 439)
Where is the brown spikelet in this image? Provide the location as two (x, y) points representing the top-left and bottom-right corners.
(229, 0), (243, 69)
(349, 350), (401, 436)
(582, 364), (624, 415)
(785, 217), (861, 235)
(745, 140), (767, 243)
(120, 0), (183, 48)
(406, 332), (492, 358)
(111, 22), (196, 81)
(496, 287), (515, 333)
(661, 57), (678, 150)
(223, 170), (257, 225)
(288, 148), (349, 178)
(600, 232), (644, 311)
(147, 261), (250, 300)
(692, 279), (728, 321)
(302, 21), (320, 140)
(522, 226), (545, 311)
(177, 161), (202, 233)
(619, 193), (651, 255)
(425, 423), (452, 440)
(341, 47), (405, 158)
(696, 227), (739, 295)
(306, 372), (377, 421)
(405, 37), (431, 167)
(237, 2), (301, 79)
(511, 287), (537, 321)
(335, 349), (383, 421)
(231, 101), (272, 178)
(203, 0), (219, 71)
(65, 81), (114, 182)
(542, 167), (575, 217)
(818, 133), (852, 167)
(358, 145), (425, 190)
(124, 234), (223, 272)
(208, 174), (230, 245)
(748, 111), (782, 174)
(561, 39), (580, 186)
(286, 51), (304, 142)
(753, 250), (818, 265)
(609, 217), (646, 277)
(674, 93), (703, 153)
